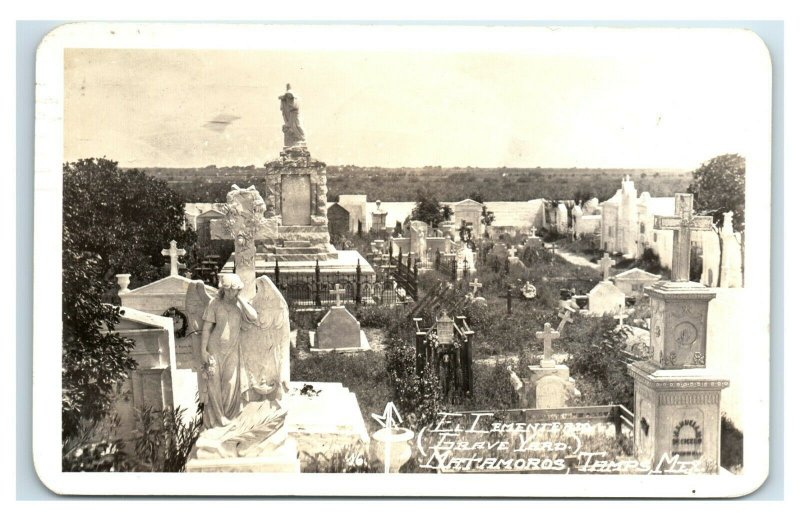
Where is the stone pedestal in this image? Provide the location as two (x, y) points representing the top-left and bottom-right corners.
(185, 437), (301, 473)
(646, 280), (715, 368)
(263, 148), (337, 261)
(629, 361), (729, 472)
(629, 278), (729, 473)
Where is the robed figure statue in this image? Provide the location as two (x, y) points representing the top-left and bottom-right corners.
(279, 83), (306, 148)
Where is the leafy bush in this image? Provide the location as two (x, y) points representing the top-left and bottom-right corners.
(132, 406), (202, 472)
(384, 337), (443, 431)
(301, 443), (374, 473)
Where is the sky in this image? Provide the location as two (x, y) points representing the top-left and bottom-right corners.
(63, 29), (770, 170)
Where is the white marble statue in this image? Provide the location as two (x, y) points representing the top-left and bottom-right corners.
(240, 276), (291, 402)
(278, 83), (306, 147)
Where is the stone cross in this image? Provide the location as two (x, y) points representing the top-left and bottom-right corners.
(536, 322), (560, 367)
(210, 185), (277, 300)
(161, 240), (186, 277)
(557, 309), (574, 333)
(614, 311), (629, 328)
(469, 278), (483, 296)
(330, 283), (346, 307)
(508, 246), (518, 258)
(654, 193), (713, 282)
(598, 253), (613, 281)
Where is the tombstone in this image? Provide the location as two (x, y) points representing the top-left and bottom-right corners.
(507, 245), (526, 276)
(628, 193), (729, 473)
(210, 185), (279, 300)
(598, 252), (614, 281)
(371, 200), (388, 233)
(311, 284), (370, 352)
(522, 323), (577, 409)
(587, 280), (626, 316)
(327, 203), (350, 238)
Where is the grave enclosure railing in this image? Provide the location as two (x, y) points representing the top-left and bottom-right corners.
(414, 315), (474, 402)
(261, 259), (410, 309)
(455, 404), (635, 437)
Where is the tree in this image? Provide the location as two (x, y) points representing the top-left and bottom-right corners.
(410, 189), (452, 228)
(688, 154), (745, 232)
(63, 158), (197, 289)
(62, 158), (197, 441)
(62, 227), (136, 441)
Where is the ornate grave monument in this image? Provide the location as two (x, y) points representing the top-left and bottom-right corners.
(628, 193), (729, 473)
(214, 84), (374, 285)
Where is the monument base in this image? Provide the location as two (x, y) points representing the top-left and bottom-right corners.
(308, 330), (371, 353)
(221, 250), (375, 280)
(185, 437), (301, 473)
(284, 381), (370, 470)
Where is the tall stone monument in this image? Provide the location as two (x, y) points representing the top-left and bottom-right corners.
(628, 193), (729, 473)
(262, 84), (337, 261)
(214, 84), (374, 283)
(522, 323), (577, 409)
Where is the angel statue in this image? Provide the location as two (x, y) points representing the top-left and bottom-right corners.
(184, 273), (292, 460)
(240, 276), (291, 402)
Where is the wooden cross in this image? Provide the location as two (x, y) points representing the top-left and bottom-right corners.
(469, 278), (483, 296)
(614, 311), (629, 328)
(508, 246), (518, 258)
(536, 322), (560, 364)
(330, 283), (346, 307)
(557, 309), (574, 333)
(654, 193), (713, 282)
(598, 252), (614, 281)
(161, 240), (186, 277)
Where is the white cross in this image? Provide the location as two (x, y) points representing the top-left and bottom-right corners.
(654, 193), (713, 282)
(508, 246), (518, 258)
(536, 322), (560, 363)
(161, 240), (186, 277)
(557, 310), (574, 333)
(330, 283), (347, 307)
(614, 311), (629, 327)
(469, 278), (483, 296)
(598, 253), (614, 281)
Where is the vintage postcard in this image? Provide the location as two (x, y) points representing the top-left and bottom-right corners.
(33, 23), (772, 497)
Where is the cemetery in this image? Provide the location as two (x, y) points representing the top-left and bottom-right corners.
(61, 83), (746, 477)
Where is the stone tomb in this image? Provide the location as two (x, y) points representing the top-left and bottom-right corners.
(587, 280), (626, 316)
(310, 285), (370, 352)
(109, 306), (199, 439)
(611, 267), (662, 297)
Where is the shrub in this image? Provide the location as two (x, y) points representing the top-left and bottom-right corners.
(131, 406), (202, 472)
(384, 337), (443, 431)
(720, 414), (743, 472)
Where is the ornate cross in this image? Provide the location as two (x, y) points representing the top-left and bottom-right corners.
(557, 309), (574, 333)
(330, 283), (346, 307)
(598, 252), (613, 281)
(536, 322), (560, 364)
(654, 193), (713, 282)
(469, 278), (483, 296)
(161, 240), (186, 277)
(614, 311), (629, 328)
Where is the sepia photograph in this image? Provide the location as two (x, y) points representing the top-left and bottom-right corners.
(32, 23), (773, 497)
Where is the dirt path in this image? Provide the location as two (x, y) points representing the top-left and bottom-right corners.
(554, 248), (601, 270)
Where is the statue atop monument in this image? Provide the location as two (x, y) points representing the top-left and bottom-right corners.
(278, 83), (306, 148)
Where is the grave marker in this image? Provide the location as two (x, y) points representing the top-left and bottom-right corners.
(161, 240), (186, 277)
(598, 252), (613, 281)
(535, 322), (560, 368)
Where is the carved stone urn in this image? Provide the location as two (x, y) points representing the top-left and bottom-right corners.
(370, 427), (414, 473)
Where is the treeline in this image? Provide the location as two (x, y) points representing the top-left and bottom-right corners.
(138, 166), (691, 203)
